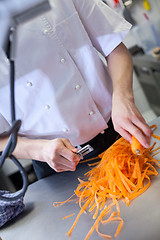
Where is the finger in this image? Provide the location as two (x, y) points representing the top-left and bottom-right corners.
(60, 141), (81, 162)
(131, 115), (152, 137)
(124, 121), (150, 148)
(130, 114), (152, 147)
(56, 153), (78, 169)
(60, 157), (78, 169)
(63, 139), (79, 153)
(116, 127), (132, 143)
(49, 158), (77, 172)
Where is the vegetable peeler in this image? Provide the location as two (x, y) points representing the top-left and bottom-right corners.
(76, 144), (94, 159)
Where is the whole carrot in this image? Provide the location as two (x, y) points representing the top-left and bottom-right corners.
(131, 136), (144, 155)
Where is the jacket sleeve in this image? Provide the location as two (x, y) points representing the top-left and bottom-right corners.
(73, 0), (132, 56)
(0, 114), (10, 134)
(0, 48), (10, 133)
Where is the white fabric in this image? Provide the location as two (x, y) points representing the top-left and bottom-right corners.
(0, 0), (131, 146)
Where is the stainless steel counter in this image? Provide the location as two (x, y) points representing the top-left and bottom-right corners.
(1, 117), (160, 240)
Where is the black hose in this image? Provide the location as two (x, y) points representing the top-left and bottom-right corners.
(0, 40), (28, 201)
(0, 154), (28, 201)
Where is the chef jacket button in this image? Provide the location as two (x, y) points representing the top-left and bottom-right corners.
(43, 29), (49, 35)
(101, 130), (105, 134)
(75, 84), (81, 90)
(27, 81), (33, 87)
(44, 104), (50, 110)
(89, 111), (94, 115)
(60, 58), (66, 63)
(63, 128), (68, 133)
(4, 58), (9, 64)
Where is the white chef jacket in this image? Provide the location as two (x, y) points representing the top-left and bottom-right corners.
(0, 0), (131, 146)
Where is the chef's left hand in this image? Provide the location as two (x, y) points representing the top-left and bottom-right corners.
(111, 92), (152, 148)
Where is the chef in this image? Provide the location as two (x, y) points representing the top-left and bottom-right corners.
(0, 0), (152, 179)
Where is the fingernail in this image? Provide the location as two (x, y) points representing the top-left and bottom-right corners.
(145, 143), (150, 148)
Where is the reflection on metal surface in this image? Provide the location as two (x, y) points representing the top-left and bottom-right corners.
(76, 144), (94, 159)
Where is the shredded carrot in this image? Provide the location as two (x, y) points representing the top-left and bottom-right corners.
(53, 193), (76, 207)
(63, 213), (75, 220)
(80, 156), (100, 164)
(152, 134), (160, 140)
(53, 126), (160, 239)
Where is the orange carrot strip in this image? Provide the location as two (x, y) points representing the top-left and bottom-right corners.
(85, 205), (114, 240)
(114, 219), (124, 237)
(152, 134), (160, 141)
(53, 131), (160, 240)
(63, 213), (75, 220)
(66, 198), (91, 236)
(80, 156), (100, 164)
(53, 193), (76, 207)
(150, 124), (157, 132)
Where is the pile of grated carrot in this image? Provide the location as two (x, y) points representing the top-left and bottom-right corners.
(53, 125), (160, 240)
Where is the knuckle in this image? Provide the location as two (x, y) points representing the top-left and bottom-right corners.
(133, 128), (140, 136)
(63, 138), (69, 143)
(53, 138), (63, 147)
(71, 165), (76, 171)
(49, 160), (59, 171)
(56, 169), (62, 173)
(62, 138), (70, 146)
(72, 154), (80, 162)
(70, 161), (77, 170)
(53, 145), (59, 153)
(50, 154), (56, 162)
(114, 125), (121, 132)
(147, 127), (152, 135)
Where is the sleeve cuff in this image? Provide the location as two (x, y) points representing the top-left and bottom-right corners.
(0, 114), (10, 134)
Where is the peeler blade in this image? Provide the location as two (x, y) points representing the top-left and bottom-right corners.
(76, 144), (94, 159)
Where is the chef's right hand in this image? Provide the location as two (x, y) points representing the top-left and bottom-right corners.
(39, 138), (81, 172)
